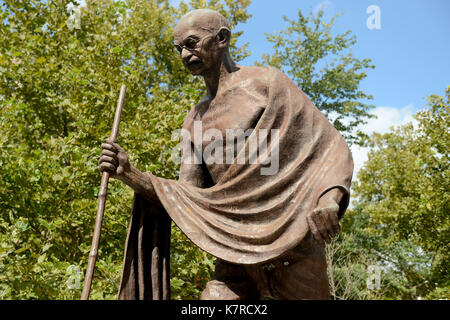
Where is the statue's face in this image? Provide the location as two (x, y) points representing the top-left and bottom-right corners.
(174, 21), (222, 76)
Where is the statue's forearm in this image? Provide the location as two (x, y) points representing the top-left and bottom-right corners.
(319, 188), (344, 205)
(317, 187), (347, 219)
(317, 188), (345, 211)
(119, 165), (159, 204)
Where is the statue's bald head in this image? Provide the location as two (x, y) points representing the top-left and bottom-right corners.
(174, 9), (230, 42)
(174, 9), (236, 76)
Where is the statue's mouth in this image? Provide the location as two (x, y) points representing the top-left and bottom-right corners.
(187, 58), (202, 68)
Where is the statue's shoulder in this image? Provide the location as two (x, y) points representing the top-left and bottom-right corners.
(182, 95), (209, 131)
(232, 65), (283, 84)
(182, 106), (197, 131)
(228, 65), (299, 100)
(219, 65), (285, 99)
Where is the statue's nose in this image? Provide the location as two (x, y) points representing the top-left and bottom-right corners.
(181, 48), (192, 61)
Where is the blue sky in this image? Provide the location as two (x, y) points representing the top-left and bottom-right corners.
(236, 0), (450, 112)
(228, 0), (450, 174)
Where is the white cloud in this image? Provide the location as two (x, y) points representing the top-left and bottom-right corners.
(350, 104), (419, 179)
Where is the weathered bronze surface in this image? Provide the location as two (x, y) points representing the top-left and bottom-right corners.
(99, 9), (354, 300)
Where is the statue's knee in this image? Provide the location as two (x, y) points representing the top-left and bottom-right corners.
(200, 280), (242, 300)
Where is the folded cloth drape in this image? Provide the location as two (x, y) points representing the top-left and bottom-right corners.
(118, 194), (171, 300)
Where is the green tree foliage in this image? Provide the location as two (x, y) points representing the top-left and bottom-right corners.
(329, 205), (438, 300)
(351, 87), (450, 299)
(325, 207), (383, 300)
(5, 0), (445, 301)
(258, 9), (375, 145)
(0, 0), (251, 299)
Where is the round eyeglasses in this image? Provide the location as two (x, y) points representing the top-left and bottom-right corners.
(174, 34), (215, 55)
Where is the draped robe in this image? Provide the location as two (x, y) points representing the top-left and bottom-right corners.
(117, 66), (354, 300)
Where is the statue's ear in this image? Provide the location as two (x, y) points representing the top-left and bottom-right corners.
(216, 27), (231, 48)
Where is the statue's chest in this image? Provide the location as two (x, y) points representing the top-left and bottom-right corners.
(198, 86), (267, 138)
(187, 86), (267, 184)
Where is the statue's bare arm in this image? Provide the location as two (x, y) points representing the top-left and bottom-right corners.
(177, 110), (208, 188)
(178, 139), (206, 188)
(99, 135), (206, 204)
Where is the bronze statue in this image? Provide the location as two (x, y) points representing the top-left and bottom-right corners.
(99, 9), (354, 300)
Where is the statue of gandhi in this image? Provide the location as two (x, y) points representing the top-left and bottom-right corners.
(99, 9), (354, 300)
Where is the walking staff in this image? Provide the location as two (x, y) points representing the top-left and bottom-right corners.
(81, 84), (127, 300)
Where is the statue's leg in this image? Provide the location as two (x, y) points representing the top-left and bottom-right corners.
(267, 232), (330, 300)
(200, 259), (259, 300)
(200, 233), (330, 300)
